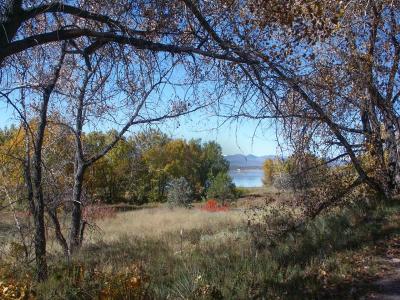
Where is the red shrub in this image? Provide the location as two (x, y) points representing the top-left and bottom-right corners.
(200, 199), (229, 212)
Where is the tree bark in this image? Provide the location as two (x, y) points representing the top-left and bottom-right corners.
(47, 208), (69, 258)
(30, 48), (65, 281)
(31, 88), (51, 282)
(68, 163), (85, 253)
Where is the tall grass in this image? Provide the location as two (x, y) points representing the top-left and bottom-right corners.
(1, 201), (399, 299)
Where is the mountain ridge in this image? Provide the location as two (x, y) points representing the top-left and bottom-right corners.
(224, 154), (276, 169)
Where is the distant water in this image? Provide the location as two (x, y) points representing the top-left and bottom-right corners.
(229, 168), (264, 188)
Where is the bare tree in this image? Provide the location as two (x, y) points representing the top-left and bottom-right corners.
(0, 44), (68, 281)
(0, 0), (241, 281)
(0, 0), (251, 66)
(181, 0), (400, 202)
(50, 44), (210, 253)
(30, 47), (66, 281)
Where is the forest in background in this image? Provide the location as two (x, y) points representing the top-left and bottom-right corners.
(0, 125), (237, 206)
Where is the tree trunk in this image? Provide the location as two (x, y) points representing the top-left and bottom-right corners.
(32, 193), (47, 282)
(29, 47), (65, 281)
(69, 163), (85, 253)
(31, 90), (51, 282)
(47, 208), (70, 258)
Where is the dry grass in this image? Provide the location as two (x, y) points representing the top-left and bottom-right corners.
(95, 207), (245, 242)
(2, 198), (400, 299)
(0, 202), (249, 257)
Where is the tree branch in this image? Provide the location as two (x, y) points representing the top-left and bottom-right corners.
(0, 28), (255, 65)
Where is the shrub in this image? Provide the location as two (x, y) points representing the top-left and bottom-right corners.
(167, 177), (193, 208)
(200, 199), (229, 212)
(233, 187), (249, 198)
(272, 172), (292, 190)
(206, 172), (236, 202)
(274, 153), (329, 191)
(33, 261), (150, 299)
(247, 202), (299, 249)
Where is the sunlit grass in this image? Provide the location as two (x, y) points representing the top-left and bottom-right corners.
(94, 207), (245, 242)
(1, 199), (399, 299)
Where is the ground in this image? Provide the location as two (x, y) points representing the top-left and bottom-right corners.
(365, 236), (400, 300)
(0, 191), (400, 299)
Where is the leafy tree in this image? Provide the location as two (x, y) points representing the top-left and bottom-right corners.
(262, 159), (275, 186)
(129, 130), (170, 204)
(200, 141), (230, 187)
(141, 138), (228, 202)
(206, 172), (236, 202)
(79, 130), (230, 205)
(0, 126), (25, 205)
(85, 135), (135, 204)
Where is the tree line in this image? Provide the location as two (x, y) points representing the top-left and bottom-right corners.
(0, 125), (236, 206)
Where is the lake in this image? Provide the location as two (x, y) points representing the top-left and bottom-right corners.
(229, 168), (264, 187)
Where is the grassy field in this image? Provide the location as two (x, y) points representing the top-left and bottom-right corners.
(95, 207), (244, 241)
(1, 195), (400, 299)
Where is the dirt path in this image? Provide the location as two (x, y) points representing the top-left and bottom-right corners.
(365, 258), (400, 299)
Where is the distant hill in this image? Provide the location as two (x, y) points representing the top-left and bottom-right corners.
(224, 154), (276, 169)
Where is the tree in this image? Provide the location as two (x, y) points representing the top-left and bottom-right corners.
(0, 1), (250, 66)
(85, 134), (134, 204)
(262, 159), (275, 186)
(27, 49), (66, 281)
(1, 0), (233, 280)
(200, 141), (230, 186)
(206, 172), (236, 202)
(181, 0), (400, 203)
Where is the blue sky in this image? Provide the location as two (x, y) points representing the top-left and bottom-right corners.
(152, 109), (278, 156)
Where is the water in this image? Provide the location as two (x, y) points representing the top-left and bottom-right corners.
(229, 168), (264, 187)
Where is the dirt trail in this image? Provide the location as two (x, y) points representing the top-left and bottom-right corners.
(365, 258), (400, 299)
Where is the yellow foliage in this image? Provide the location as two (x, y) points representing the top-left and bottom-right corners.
(262, 159), (275, 186)
(0, 273), (34, 300)
(0, 120), (75, 194)
(99, 262), (149, 299)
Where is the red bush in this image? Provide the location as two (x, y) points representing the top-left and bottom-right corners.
(200, 199), (229, 212)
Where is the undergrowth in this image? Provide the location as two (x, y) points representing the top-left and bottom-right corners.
(1, 201), (399, 299)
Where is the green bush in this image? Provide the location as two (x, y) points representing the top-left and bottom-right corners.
(206, 172), (236, 202)
(233, 187), (249, 198)
(167, 177), (193, 208)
